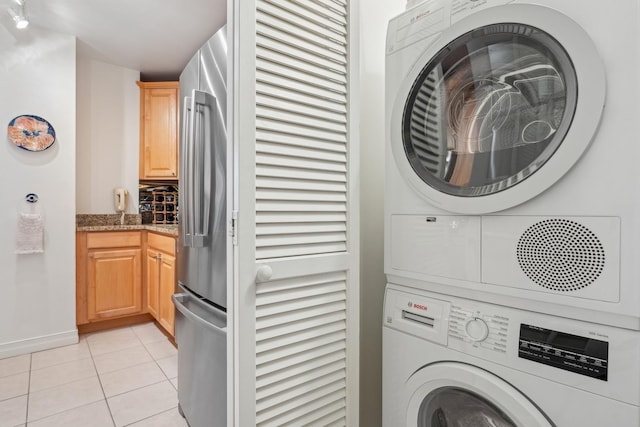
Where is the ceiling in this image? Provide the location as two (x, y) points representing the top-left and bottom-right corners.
(0, 0), (227, 80)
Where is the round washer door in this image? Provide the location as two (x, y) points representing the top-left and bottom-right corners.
(390, 4), (605, 214)
(404, 363), (552, 427)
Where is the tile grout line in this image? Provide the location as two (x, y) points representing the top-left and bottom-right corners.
(22, 379), (108, 425)
(96, 325), (175, 426)
(27, 358), (99, 396)
(105, 378), (169, 399)
(24, 339), (109, 425)
(85, 328), (121, 427)
(24, 353), (32, 426)
(138, 326), (179, 403)
(121, 406), (181, 427)
(143, 341), (174, 382)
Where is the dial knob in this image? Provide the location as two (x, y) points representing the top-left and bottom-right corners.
(465, 318), (489, 342)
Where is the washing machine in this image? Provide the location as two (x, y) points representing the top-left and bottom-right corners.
(382, 284), (640, 426)
(384, 0), (640, 329)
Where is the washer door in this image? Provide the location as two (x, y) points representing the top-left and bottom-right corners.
(405, 363), (553, 427)
(390, 4), (605, 214)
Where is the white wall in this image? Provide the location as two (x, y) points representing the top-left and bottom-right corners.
(0, 29), (78, 358)
(359, 1), (405, 425)
(76, 58), (140, 214)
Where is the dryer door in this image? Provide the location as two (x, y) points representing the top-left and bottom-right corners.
(404, 362), (552, 427)
(390, 4), (605, 214)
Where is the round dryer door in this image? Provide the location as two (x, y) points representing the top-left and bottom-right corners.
(390, 4), (605, 213)
(404, 363), (553, 427)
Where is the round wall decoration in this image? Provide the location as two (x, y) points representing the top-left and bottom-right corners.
(7, 115), (56, 151)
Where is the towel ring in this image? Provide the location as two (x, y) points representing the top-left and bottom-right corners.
(25, 193), (38, 203)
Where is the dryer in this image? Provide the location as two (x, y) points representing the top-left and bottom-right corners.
(383, 284), (640, 426)
(384, 0), (640, 329)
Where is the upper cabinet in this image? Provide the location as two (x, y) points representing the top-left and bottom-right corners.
(137, 81), (179, 180)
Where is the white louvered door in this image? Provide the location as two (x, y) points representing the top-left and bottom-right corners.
(232, 0), (359, 426)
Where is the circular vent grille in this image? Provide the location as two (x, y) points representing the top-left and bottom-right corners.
(516, 219), (605, 292)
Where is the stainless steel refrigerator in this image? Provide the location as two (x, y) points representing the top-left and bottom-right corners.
(172, 24), (228, 427)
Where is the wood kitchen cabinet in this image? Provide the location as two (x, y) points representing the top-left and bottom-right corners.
(77, 231), (145, 326)
(146, 248), (161, 318)
(137, 81), (179, 180)
(146, 232), (177, 336)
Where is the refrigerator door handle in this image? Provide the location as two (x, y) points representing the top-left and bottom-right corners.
(181, 95), (193, 247)
(189, 89), (217, 248)
(173, 293), (227, 334)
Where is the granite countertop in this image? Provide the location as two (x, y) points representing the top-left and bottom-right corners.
(76, 224), (179, 236)
(76, 214), (179, 236)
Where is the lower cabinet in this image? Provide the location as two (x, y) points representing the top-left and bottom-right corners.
(77, 231), (145, 326)
(158, 251), (176, 334)
(88, 247), (142, 320)
(146, 232), (177, 336)
(146, 248), (161, 318)
(76, 230), (177, 336)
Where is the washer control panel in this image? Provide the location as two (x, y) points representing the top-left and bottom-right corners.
(519, 324), (609, 381)
(448, 304), (509, 354)
(385, 284), (640, 404)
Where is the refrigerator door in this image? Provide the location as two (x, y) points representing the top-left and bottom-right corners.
(180, 50), (199, 105)
(173, 287), (227, 427)
(200, 26), (227, 124)
(177, 25), (228, 308)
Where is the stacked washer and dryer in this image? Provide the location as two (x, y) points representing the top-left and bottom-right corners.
(383, 0), (640, 426)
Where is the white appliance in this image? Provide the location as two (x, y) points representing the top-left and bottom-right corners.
(384, 0), (640, 329)
(383, 284), (640, 426)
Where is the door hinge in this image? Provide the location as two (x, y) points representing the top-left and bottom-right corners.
(231, 210), (238, 246)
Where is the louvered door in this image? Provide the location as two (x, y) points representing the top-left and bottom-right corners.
(232, 0), (359, 425)
(255, 0), (349, 259)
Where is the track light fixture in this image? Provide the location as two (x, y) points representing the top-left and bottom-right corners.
(8, 0), (29, 30)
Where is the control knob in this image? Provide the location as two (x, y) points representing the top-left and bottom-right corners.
(465, 317), (489, 342)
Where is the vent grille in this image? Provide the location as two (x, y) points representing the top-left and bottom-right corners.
(255, 271), (347, 426)
(255, 0), (349, 260)
(516, 219), (605, 292)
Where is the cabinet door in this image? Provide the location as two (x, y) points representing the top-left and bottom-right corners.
(88, 248), (142, 320)
(146, 248), (161, 318)
(158, 253), (176, 336)
(139, 82), (179, 180)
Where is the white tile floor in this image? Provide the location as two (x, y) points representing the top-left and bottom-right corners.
(0, 323), (187, 427)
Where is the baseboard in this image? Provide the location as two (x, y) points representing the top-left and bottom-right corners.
(77, 313), (154, 335)
(0, 329), (79, 359)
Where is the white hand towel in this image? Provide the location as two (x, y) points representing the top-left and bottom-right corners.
(15, 212), (44, 254)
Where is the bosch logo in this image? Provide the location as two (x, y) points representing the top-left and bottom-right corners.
(413, 303), (427, 311)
